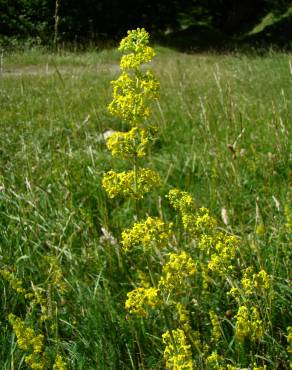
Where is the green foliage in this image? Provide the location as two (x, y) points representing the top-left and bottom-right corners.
(0, 0), (54, 43)
(0, 0), (291, 46)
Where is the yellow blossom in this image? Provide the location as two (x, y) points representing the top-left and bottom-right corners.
(120, 47), (155, 70)
(287, 326), (292, 355)
(284, 205), (292, 231)
(167, 189), (217, 236)
(199, 232), (238, 275)
(201, 263), (211, 289)
(162, 328), (193, 370)
(118, 28), (155, 70)
(241, 268), (270, 295)
(106, 127), (150, 159)
(108, 71), (159, 125)
(235, 306), (264, 342)
(176, 302), (192, 332)
(159, 252), (196, 292)
(0, 268), (27, 295)
(255, 270), (270, 290)
(26, 286), (49, 322)
(121, 216), (172, 252)
(108, 29), (159, 126)
(125, 287), (160, 317)
(253, 364), (267, 370)
(102, 168), (161, 199)
(44, 255), (67, 295)
(119, 28), (152, 53)
(256, 223), (266, 235)
(205, 351), (224, 369)
(8, 314), (47, 369)
(108, 88), (151, 125)
(209, 311), (221, 343)
(167, 188), (196, 215)
(53, 354), (67, 370)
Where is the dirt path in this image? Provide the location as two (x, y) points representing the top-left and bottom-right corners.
(0, 63), (120, 77)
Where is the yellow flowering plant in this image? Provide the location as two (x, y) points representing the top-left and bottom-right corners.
(1, 261), (68, 369)
(9, 313), (47, 370)
(102, 28), (161, 206)
(234, 305), (264, 342)
(162, 328), (194, 370)
(102, 29), (278, 370)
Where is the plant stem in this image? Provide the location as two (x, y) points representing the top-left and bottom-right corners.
(133, 156), (139, 219)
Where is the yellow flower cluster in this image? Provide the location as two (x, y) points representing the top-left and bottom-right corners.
(106, 127), (150, 159)
(159, 252), (196, 292)
(140, 71), (160, 96)
(121, 216), (172, 252)
(102, 168), (161, 199)
(107, 29), (159, 127)
(235, 306), (264, 342)
(118, 28), (155, 70)
(284, 205), (292, 231)
(53, 354), (67, 370)
(104, 28), (277, 370)
(103, 28), (160, 204)
(182, 207), (217, 236)
(176, 302), (192, 333)
(205, 351), (224, 370)
(108, 88), (150, 125)
(199, 232), (238, 275)
(167, 189), (217, 236)
(109, 71), (160, 99)
(125, 287), (160, 317)
(120, 46), (155, 70)
(167, 188), (196, 214)
(162, 328), (193, 370)
(25, 286), (49, 322)
(241, 268), (270, 295)
(1, 267), (49, 321)
(228, 268), (270, 300)
(0, 268), (27, 294)
(45, 255), (67, 295)
(256, 223), (266, 235)
(8, 313), (47, 369)
(119, 28), (150, 52)
(200, 263), (211, 289)
(287, 326), (292, 355)
(209, 311), (221, 343)
(108, 71), (159, 126)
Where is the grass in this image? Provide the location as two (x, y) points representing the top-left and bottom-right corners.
(0, 46), (291, 369)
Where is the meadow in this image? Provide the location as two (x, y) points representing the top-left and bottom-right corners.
(0, 39), (291, 369)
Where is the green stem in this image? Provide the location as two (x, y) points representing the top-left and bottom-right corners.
(162, 308), (178, 352)
(133, 155), (139, 219)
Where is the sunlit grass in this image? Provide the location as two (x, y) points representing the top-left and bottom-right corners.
(0, 47), (291, 368)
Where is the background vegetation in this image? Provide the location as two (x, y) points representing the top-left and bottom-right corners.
(0, 0), (292, 49)
(0, 43), (291, 368)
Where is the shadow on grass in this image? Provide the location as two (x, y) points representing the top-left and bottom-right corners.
(155, 18), (292, 54)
